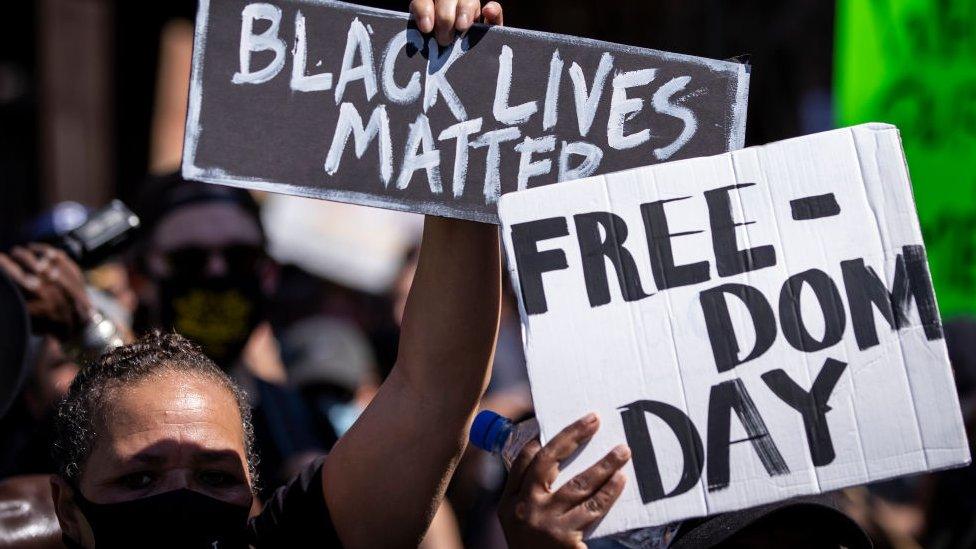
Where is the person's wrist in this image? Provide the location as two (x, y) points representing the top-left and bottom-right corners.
(424, 216), (500, 244)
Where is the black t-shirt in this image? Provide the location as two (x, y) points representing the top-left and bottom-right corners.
(248, 457), (342, 547)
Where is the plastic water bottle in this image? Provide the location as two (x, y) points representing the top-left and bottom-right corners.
(469, 410), (680, 548)
(469, 410), (539, 469)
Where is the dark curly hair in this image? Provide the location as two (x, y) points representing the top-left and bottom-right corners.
(52, 331), (260, 491)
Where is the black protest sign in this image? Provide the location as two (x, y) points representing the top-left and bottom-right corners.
(183, 0), (749, 222)
(498, 124), (970, 536)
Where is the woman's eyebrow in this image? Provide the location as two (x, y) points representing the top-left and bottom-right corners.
(192, 449), (244, 466)
(108, 451), (166, 468)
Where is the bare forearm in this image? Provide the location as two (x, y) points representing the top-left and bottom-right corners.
(323, 1), (505, 541)
(324, 216), (501, 547)
(397, 216), (502, 413)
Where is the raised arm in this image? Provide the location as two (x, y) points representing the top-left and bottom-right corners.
(324, 215), (502, 546)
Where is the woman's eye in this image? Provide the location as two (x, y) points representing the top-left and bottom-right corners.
(198, 470), (236, 487)
(118, 472), (155, 490)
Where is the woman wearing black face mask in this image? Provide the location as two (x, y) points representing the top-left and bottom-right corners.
(50, 332), (253, 548)
(65, 489), (252, 548)
(54, 40), (507, 544)
(51, 332), (340, 548)
(53, 214), (505, 548)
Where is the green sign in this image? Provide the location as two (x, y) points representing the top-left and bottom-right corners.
(835, 0), (976, 316)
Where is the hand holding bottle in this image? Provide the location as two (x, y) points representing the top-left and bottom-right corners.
(495, 413), (631, 549)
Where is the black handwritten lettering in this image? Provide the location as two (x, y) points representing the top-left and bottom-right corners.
(640, 197), (710, 290)
(620, 400), (704, 504)
(762, 358), (847, 467)
(704, 184), (776, 277)
(510, 218), (569, 315)
(707, 378), (790, 492)
(841, 246), (943, 350)
(778, 269), (846, 353)
(700, 283), (777, 373)
(574, 212), (652, 307)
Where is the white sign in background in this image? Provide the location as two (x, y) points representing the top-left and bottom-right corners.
(499, 124), (970, 537)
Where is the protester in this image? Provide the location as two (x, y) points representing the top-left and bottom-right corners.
(280, 315), (379, 450)
(48, 109), (506, 548)
(130, 174), (273, 370)
(51, 332), (315, 547)
(129, 173), (327, 492)
(50, 236), (498, 547)
(0, 337), (78, 478)
(0, 1), (937, 547)
(0, 232), (128, 545)
(280, 314), (468, 548)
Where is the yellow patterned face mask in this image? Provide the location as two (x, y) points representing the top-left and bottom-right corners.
(159, 274), (264, 368)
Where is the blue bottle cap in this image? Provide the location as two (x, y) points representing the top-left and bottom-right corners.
(470, 410), (509, 452)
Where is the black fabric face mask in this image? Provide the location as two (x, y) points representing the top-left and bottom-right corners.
(67, 488), (252, 549)
(158, 274), (265, 369)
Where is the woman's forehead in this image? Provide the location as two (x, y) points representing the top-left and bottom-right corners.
(97, 371), (246, 454)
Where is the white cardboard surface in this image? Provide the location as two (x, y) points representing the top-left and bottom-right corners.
(498, 124), (971, 537)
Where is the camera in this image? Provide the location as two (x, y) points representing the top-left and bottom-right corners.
(59, 200), (141, 268)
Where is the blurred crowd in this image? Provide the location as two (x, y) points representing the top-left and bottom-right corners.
(0, 1), (974, 548)
(0, 169), (535, 547)
(5, 170), (976, 549)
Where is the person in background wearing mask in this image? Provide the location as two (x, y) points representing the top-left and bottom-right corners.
(280, 315), (380, 448)
(132, 174), (271, 369)
(129, 172), (326, 492)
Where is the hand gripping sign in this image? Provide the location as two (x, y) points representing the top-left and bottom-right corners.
(183, 0), (748, 222)
(499, 124), (970, 537)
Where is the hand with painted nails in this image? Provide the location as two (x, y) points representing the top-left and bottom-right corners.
(498, 413), (631, 549)
(0, 243), (93, 341)
(409, 0), (504, 46)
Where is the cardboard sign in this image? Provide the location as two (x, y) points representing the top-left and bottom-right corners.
(183, 0), (749, 223)
(499, 124), (970, 536)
